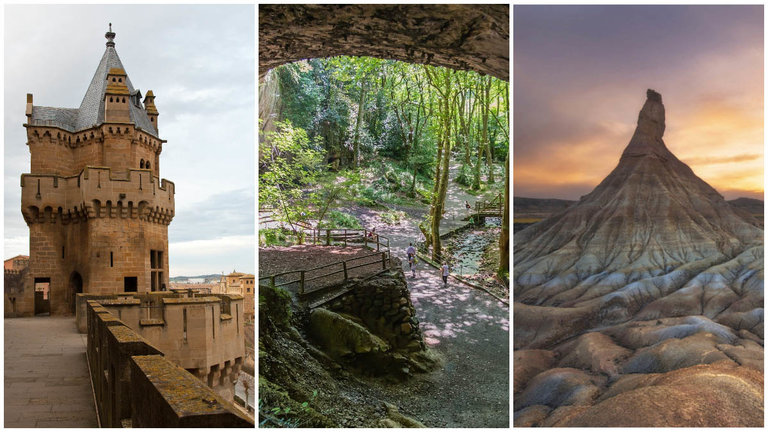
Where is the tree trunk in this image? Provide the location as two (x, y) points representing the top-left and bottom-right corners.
(482, 76), (493, 184)
(352, 82), (367, 169)
(431, 73), (453, 261)
(498, 152), (509, 277)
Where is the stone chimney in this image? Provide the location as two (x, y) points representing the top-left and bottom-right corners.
(104, 68), (130, 123)
(143, 90), (159, 132)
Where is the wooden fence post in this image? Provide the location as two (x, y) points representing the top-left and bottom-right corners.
(326, 230), (331, 246)
(343, 229), (347, 247)
(270, 276), (275, 288)
(376, 235), (380, 251)
(300, 271), (305, 295)
(381, 252), (387, 270)
(342, 261), (348, 281)
(364, 230), (368, 249)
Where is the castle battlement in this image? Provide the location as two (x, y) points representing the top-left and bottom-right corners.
(26, 122), (164, 153)
(21, 167), (174, 225)
(77, 292), (246, 389)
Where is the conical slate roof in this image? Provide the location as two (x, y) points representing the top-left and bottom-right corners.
(514, 89), (763, 306)
(29, 26), (158, 137)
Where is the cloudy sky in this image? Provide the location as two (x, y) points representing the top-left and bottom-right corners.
(514, 5), (763, 200)
(4, 5), (255, 276)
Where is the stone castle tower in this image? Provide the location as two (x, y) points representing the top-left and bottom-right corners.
(21, 25), (175, 315)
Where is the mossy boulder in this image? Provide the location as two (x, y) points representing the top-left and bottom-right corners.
(308, 308), (390, 359)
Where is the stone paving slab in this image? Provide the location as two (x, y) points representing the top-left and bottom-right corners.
(5, 317), (98, 428)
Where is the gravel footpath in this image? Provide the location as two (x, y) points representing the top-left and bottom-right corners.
(345, 164), (510, 427)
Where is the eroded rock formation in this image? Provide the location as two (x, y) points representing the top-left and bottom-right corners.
(259, 5), (509, 80)
(513, 90), (764, 427)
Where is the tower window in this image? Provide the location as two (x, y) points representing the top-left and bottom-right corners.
(110, 97), (113, 102)
(112, 77), (116, 82)
(140, 159), (144, 169)
(146, 162), (151, 170)
(150, 250), (163, 292)
(110, 251), (113, 267)
(62, 247), (65, 259)
(183, 308), (188, 342)
(118, 78), (122, 83)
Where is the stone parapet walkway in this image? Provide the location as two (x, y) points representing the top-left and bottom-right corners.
(5, 317), (98, 427)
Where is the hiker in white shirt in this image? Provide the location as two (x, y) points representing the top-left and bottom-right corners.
(441, 263), (449, 286)
(406, 243), (416, 257)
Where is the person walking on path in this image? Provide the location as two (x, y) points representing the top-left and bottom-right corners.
(406, 243), (416, 260)
(405, 243), (417, 278)
(441, 263), (450, 286)
(408, 254), (416, 278)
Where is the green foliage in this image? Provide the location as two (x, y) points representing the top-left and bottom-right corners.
(263, 57), (510, 218)
(259, 383), (326, 428)
(259, 228), (288, 247)
(259, 121), (325, 226)
(455, 164), (474, 187)
(317, 211), (362, 229)
(380, 209), (406, 225)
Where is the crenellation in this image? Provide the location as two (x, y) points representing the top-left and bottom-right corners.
(22, 167), (174, 227)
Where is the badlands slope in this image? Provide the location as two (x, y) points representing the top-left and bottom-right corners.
(513, 90), (763, 427)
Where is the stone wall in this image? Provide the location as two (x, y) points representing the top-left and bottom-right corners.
(325, 270), (424, 353)
(26, 124), (162, 178)
(78, 292), (245, 400)
(4, 268), (34, 317)
(86, 300), (252, 427)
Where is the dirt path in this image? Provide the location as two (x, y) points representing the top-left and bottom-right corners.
(379, 266), (510, 427)
(346, 164), (510, 427)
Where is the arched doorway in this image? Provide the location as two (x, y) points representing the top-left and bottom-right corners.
(69, 272), (83, 315)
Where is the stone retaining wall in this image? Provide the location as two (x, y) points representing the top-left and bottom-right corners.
(325, 270), (424, 352)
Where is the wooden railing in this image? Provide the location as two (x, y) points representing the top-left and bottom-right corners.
(259, 250), (391, 296)
(306, 229), (390, 252)
(258, 207), (313, 230)
(476, 193), (503, 215)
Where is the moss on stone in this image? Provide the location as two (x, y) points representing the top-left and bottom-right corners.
(259, 284), (292, 330)
(258, 376), (336, 427)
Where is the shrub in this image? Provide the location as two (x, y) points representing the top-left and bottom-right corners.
(455, 164), (473, 187)
(380, 209), (407, 225)
(318, 211), (362, 229)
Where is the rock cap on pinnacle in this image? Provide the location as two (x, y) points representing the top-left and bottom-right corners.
(637, 88), (665, 138)
(622, 89), (668, 159)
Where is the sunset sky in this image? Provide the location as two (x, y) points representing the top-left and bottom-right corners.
(514, 5), (763, 200)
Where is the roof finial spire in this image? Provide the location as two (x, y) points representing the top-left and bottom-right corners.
(105, 22), (116, 47)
